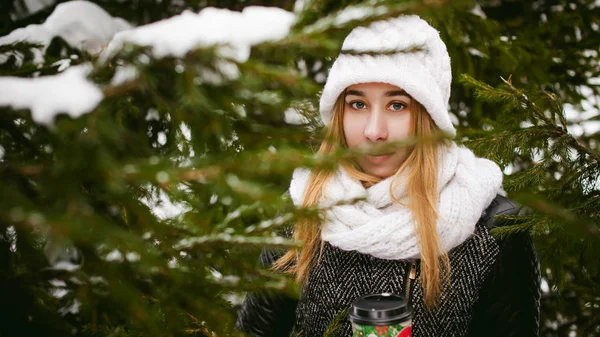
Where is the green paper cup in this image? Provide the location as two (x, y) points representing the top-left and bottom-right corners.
(349, 293), (413, 337)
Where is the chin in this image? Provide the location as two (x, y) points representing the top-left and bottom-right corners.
(365, 167), (396, 179)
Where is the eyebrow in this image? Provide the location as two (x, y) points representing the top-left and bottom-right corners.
(345, 89), (411, 97)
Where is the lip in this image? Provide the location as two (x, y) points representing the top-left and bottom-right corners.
(366, 153), (393, 164)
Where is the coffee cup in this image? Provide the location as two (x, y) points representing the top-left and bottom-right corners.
(348, 293), (412, 337)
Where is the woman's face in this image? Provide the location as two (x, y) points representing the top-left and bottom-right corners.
(343, 82), (412, 179)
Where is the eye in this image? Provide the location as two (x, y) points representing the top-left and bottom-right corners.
(349, 101), (367, 110)
(389, 102), (406, 111)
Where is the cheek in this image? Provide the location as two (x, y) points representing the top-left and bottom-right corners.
(342, 113), (364, 148)
(389, 114), (412, 139)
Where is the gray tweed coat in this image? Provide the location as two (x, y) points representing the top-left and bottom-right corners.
(236, 194), (541, 337)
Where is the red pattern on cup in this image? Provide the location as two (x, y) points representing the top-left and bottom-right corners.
(397, 326), (412, 337)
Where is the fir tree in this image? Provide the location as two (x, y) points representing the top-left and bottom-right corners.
(1, 1), (599, 337)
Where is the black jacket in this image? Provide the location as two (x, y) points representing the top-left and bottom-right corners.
(236, 195), (541, 337)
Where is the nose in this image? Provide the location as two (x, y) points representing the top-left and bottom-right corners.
(363, 110), (388, 142)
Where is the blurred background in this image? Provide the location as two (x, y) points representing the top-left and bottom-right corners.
(1, 0), (599, 336)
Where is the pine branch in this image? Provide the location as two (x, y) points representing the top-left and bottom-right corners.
(461, 74), (600, 165)
(503, 161), (548, 192)
(296, 0), (456, 37)
(499, 76), (600, 163)
(340, 46), (424, 56)
(103, 80), (139, 98)
(489, 215), (536, 238)
(172, 234), (301, 251)
(321, 308), (348, 337)
(514, 193), (600, 241)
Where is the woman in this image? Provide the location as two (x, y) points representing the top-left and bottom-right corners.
(236, 15), (540, 337)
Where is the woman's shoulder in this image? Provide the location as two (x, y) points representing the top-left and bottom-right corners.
(479, 194), (531, 230)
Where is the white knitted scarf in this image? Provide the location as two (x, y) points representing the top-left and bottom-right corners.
(289, 143), (504, 260)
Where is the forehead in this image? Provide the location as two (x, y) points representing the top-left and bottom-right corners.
(346, 82), (403, 92)
(344, 82), (411, 100)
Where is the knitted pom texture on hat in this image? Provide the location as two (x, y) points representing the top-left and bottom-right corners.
(319, 15), (455, 137)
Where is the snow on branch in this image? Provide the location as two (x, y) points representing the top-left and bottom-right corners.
(0, 0), (131, 64)
(0, 2), (297, 126)
(0, 65), (103, 126)
(101, 6), (296, 62)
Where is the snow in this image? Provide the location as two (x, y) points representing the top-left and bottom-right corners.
(174, 234), (298, 250)
(225, 210), (242, 222)
(89, 276), (107, 285)
(245, 214), (293, 234)
(59, 299), (81, 315)
(44, 1), (131, 54)
(50, 287), (69, 299)
(294, 0), (308, 13)
(334, 6), (386, 26)
(51, 261), (81, 271)
(0, 24), (54, 65)
(283, 108), (304, 124)
(52, 58), (72, 72)
(49, 279), (67, 287)
(101, 6), (296, 64)
(110, 65), (138, 86)
(302, 4), (386, 35)
(0, 1), (131, 64)
(139, 187), (191, 220)
(1, 2), (296, 127)
(24, 0), (56, 14)
(0, 64), (103, 126)
(469, 3), (487, 18)
(105, 249), (124, 262)
(145, 108), (160, 121)
(12, 0), (56, 19)
(564, 84), (600, 137)
(7, 226), (17, 252)
(180, 123), (192, 141)
(468, 47), (487, 58)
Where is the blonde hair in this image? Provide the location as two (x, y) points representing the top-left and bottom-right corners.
(274, 91), (450, 308)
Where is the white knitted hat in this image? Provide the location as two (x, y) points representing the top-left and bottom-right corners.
(319, 15), (455, 138)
